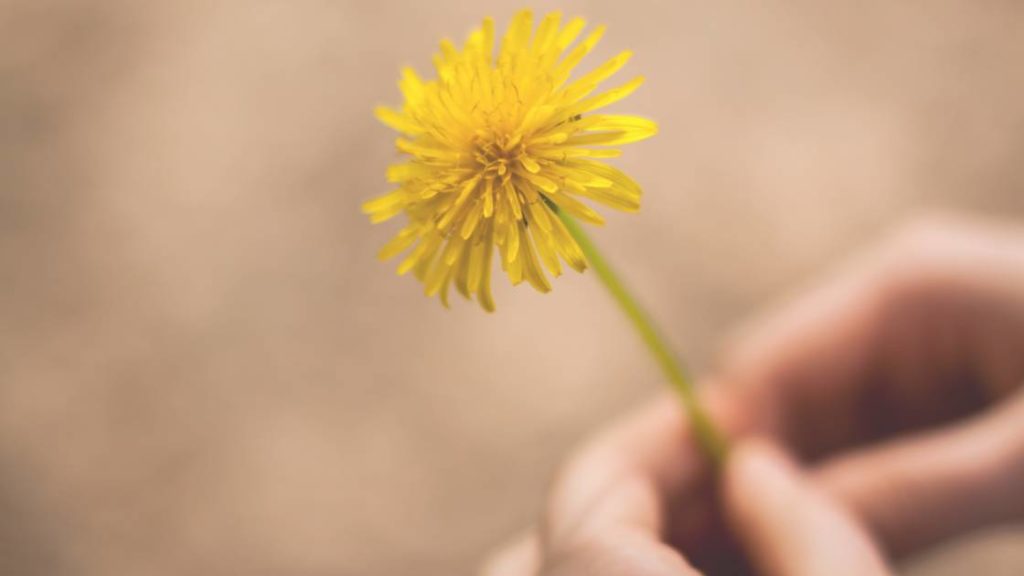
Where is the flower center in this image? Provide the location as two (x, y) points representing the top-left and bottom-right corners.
(472, 132), (526, 179)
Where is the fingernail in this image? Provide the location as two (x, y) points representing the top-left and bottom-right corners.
(729, 439), (799, 495)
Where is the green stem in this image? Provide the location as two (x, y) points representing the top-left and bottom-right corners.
(557, 210), (728, 465)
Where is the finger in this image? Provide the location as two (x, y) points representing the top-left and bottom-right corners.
(542, 389), (750, 551)
(719, 215), (1024, 457)
(481, 531), (541, 576)
(724, 440), (891, 576)
(545, 474), (672, 576)
(815, 389), (1024, 557)
(542, 526), (702, 576)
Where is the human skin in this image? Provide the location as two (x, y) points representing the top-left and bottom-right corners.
(481, 215), (1024, 576)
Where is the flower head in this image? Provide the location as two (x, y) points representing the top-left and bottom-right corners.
(364, 9), (656, 311)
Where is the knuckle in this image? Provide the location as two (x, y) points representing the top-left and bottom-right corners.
(870, 213), (976, 307)
(885, 212), (971, 263)
(891, 211), (966, 246)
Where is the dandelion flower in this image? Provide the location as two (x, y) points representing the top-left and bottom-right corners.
(364, 9), (656, 311)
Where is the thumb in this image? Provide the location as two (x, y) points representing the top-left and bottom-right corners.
(722, 440), (891, 576)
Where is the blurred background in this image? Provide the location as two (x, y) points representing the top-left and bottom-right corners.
(2, 1), (1023, 574)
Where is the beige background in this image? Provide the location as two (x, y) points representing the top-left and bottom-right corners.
(2, 1), (1023, 575)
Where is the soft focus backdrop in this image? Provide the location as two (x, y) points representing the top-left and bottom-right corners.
(2, 1), (1023, 575)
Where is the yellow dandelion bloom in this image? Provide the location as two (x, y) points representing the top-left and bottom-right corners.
(364, 9), (656, 311)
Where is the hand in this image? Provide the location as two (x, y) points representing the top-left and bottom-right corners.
(481, 215), (1024, 575)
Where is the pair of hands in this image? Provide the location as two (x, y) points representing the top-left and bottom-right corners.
(484, 216), (1024, 576)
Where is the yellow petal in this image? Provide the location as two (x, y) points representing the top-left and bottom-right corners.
(460, 201), (484, 239)
(555, 25), (605, 82)
(501, 9), (534, 59)
(549, 210), (588, 272)
(546, 191), (605, 225)
(521, 171), (558, 194)
(554, 17), (587, 52)
(477, 227), (496, 312)
(378, 226), (419, 260)
(520, 155), (541, 173)
(527, 201), (553, 232)
(571, 76), (645, 115)
(519, 231), (552, 293)
(529, 219), (562, 278)
(561, 50), (633, 103)
(362, 190), (406, 223)
(531, 11), (561, 56)
(374, 106), (423, 135)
